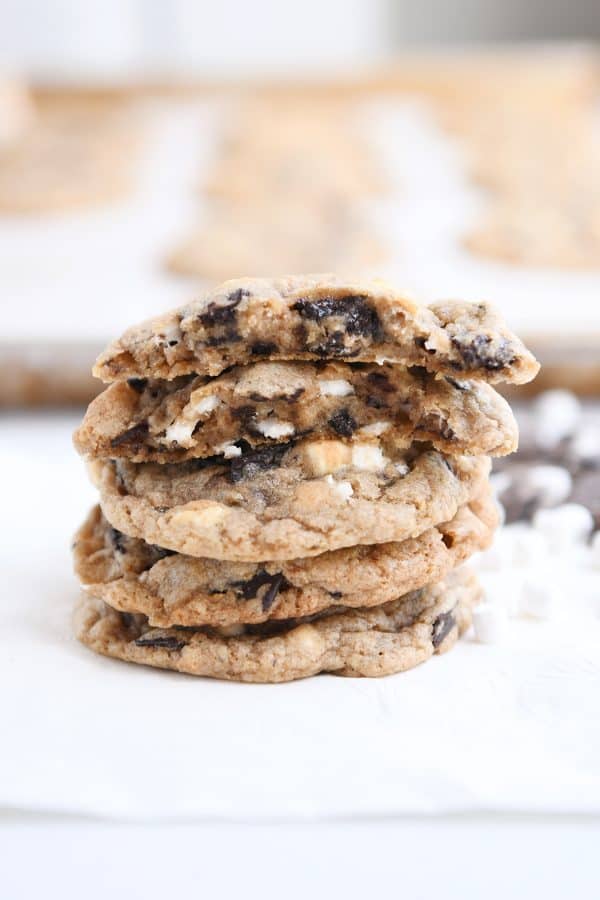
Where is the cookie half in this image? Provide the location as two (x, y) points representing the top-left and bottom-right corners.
(74, 490), (497, 627)
(73, 568), (481, 682)
(74, 361), (518, 463)
(93, 274), (539, 384)
(93, 439), (491, 560)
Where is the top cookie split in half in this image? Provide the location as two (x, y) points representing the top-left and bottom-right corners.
(93, 274), (540, 385)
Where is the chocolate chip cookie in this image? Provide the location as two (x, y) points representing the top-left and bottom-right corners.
(74, 360), (518, 463)
(73, 567), (481, 682)
(93, 275), (539, 384)
(74, 489), (497, 627)
(92, 438), (490, 560)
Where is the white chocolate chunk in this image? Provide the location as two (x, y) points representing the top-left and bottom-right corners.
(216, 441), (242, 458)
(255, 419), (295, 440)
(473, 603), (508, 644)
(359, 421), (390, 437)
(194, 395), (220, 416)
(165, 421), (195, 444)
(324, 474), (354, 501)
(351, 443), (387, 471)
(301, 440), (352, 476)
(318, 378), (354, 397)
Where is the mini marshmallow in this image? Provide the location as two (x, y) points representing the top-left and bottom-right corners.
(473, 602), (509, 644)
(533, 503), (594, 547)
(477, 570), (524, 617)
(318, 379), (354, 397)
(521, 578), (558, 620)
(590, 531), (600, 569)
(255, 419), (295, 439)
(523, 465), (572, 508)
(568, 425), (600, 466)
(533, 389), (581, 451)
(395, 461), (410, 477)
(503, 523), (549, 566)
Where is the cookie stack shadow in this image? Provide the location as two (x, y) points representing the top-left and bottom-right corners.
(72, 275), (538, 682)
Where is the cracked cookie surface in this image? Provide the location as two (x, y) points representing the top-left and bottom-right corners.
(74, 360), (518, 463)
(73, 568), (481, 682)
(93, 274), (539, 384)
(74, 490), (496, 627)
(93, 438), (490, 560)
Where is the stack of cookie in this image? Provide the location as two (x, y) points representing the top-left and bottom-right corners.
(73, 275), (538, 682)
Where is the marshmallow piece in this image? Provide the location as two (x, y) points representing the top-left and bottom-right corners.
(359, 421), (391, 437)
(568, 425), (600, 466)
(318, 379), (354, 397)
(301, 440), (351, 476)
(521, 579), (558, 620)
(255, 419), (295, 439)
(533, 389), (581, 450)
(477, 570), (524, 617)
(503, 523), (548, 566)
(523, 465), (572, 508)
(473, 602), (509, 644)
(533, 503), (594, 547)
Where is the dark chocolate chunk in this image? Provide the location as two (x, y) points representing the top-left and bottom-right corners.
(134, 634), (185, 651)
(416, 413), (456, 442)
(250, 341), (278, 356)
(366, 395), (385, 409)
(414, 337), (436, 354)
(231, 569), (289, 612)
(431, 610), (456, 648)
(451, 334), (515, 372)
(444, 376), (470, 392)
(198, 288), (248, 327)
(293, 294), (383, 340)
(230, 442), (292, 482)
(127, 378), (148, 393)
(110, 421), (149, 448)
(329, 591), (343, 600)
(108, 527), (126, 553)
(367, 370), (395, 392)
(328, 408), (358, 437)
(205, 330), (241, 347)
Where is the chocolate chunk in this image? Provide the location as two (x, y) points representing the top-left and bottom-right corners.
(431, 610), (456, 648)
(366, 395), (385, 409)
(231, 569), (289, 612)
(230, 442), (292, 482)
(328, 408), (358, 437)
(134, 634), (185, 651)
(110, 421), (149, 448)
(367, 371), (395, 392)
(414, 337), (436, 354)
(108, 527), (126, 553)
(329, 591), (343, 600)
(451, 334), (515, 372)
(205, 330), (241, 347)
(416, 413), (456, 442)
(250, 341), (278, 356)
(127, 378), (148, 393)
(444, 376), (470, 392)
(198, 288), (248, 327)
(293, 294), (383, 340)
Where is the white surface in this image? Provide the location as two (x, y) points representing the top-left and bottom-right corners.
(2, 412), (600, 821)
(2, 819), (600, 900)
(2, 99), (600, 350)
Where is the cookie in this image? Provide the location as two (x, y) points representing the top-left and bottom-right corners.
(73, 567), (481, 682)
(74, 490), (497, 627)
(93, 275), (539, 384)
(93, 438), (490, 560)
(74, 360), (518, 463)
